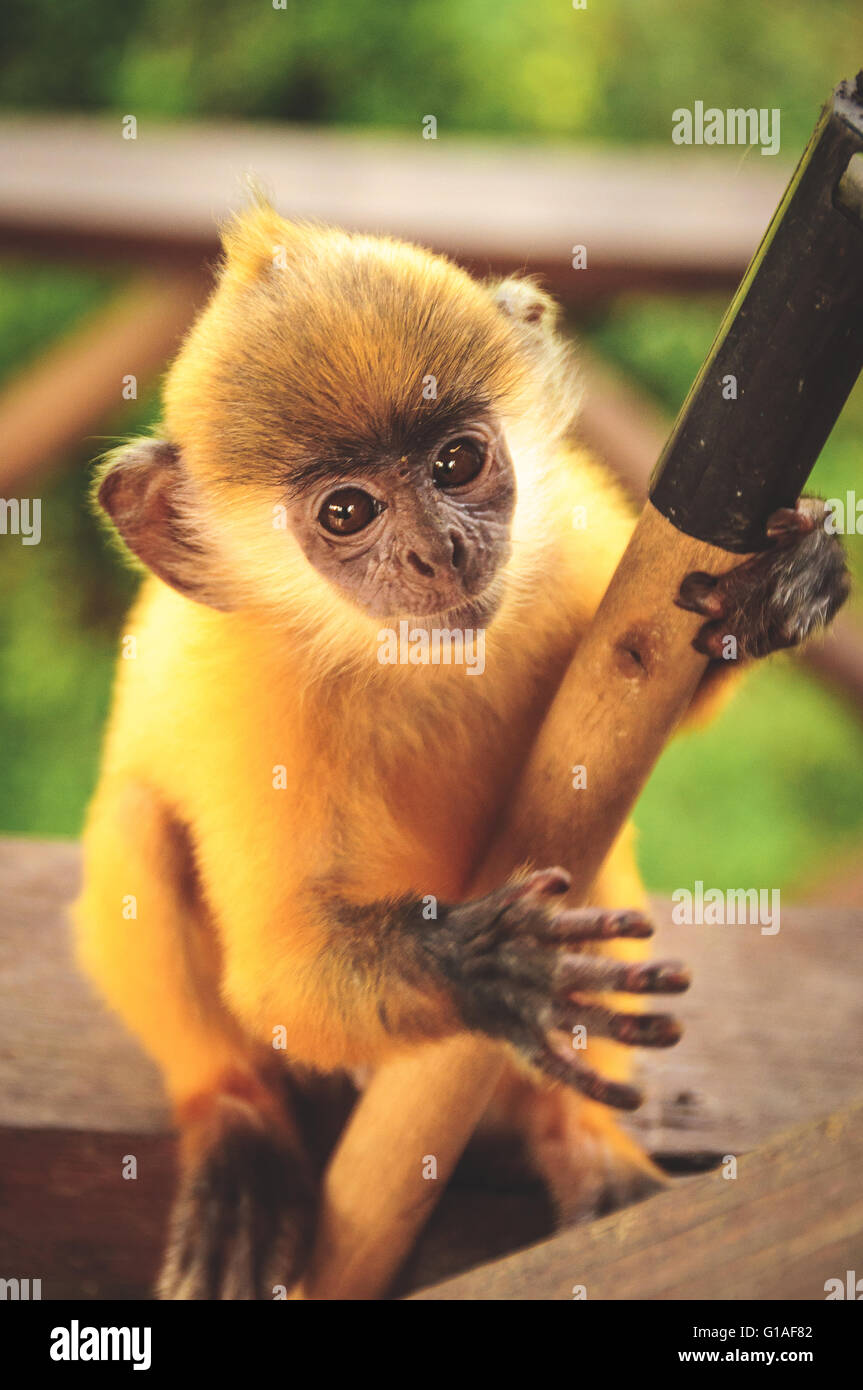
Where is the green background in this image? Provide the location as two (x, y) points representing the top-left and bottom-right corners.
(0, 0), (861, 894)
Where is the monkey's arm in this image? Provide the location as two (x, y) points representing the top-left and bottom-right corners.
(241, 869), (688, 1110)
(74, 779), (316, 1299)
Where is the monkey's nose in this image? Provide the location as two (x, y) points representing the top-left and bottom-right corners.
(405, 531), (468, 581)
(406, 550), (436, 579)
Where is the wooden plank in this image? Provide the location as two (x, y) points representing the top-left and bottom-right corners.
(0, 270), (208, 491)
(0, 838), (169, 1134)
(0, 117), (786, 296)
(411, 1101), (863, 1300)
(0, 1128), (171, 1300)
(575, 346), (674, 502)
(624, 900), (863, 1157)
(0, 1124), (555, 1299)
(1, 839), (862, 1157)
(5, 1104), (859, 1301)
(0, 838), (555, 1295)
(2, 840), (861, 1297)
(801, 617), (863, 711)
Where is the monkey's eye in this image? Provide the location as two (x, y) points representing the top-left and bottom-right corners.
(318, 488), (381, 536)
(432, 438), (485, 489)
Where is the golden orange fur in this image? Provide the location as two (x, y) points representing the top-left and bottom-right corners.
(76, 206), (705, 1228)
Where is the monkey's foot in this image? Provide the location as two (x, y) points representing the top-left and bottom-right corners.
(425, 867), (689, 1109)
(158, 1093), (316, 1301)
(677, 496), (850, 661)
(532, 1093), (667, 1226)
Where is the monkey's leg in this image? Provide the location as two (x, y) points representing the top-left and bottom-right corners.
(160, 1080), (316, 1300)
(484, 824), (668, 1225)
(74, 780), (316, 1299)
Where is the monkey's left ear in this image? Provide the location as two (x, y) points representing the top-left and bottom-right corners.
(492, 277), (558, 330)
(96, 440), (233, 611)
(219, 200), (301, 289)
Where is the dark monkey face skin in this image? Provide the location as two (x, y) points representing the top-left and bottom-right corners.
(286, 420), (516, 623)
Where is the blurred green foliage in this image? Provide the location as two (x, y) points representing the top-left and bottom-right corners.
(0, 464), (135, 834)
(636, 660), (863, 894)
(0, 1), (861, 896)
(0, 266), (155, 836)
(0, 265), (122, 383)
(0, 0), (860, 151)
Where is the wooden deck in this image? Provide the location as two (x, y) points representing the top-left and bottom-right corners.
(413, 1102), (863, 1300)
(1, 837), (861, 1298)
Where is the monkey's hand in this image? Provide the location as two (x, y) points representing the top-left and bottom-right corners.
(158, 1091), (316, 1301)
(677, 496), (850, 661)
(423, 867), (689, 1110)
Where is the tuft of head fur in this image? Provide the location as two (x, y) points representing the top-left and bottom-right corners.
(164, 203), (578, 490)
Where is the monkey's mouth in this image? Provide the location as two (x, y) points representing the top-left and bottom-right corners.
(401, 584), (503, 633)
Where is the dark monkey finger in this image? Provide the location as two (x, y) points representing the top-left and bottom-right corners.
(530, 1037), (644, 1110)
(536, 907), (654, 943)
(555, 998), (683, 1047)
(555, 953), (691, 996)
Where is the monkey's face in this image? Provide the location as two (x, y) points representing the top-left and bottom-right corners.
(99, 211), (578, 638)
(285, 422), (515, 624)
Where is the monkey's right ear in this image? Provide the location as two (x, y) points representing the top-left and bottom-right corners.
(492, 277), (558, 330)
(96, 440), (233, 611)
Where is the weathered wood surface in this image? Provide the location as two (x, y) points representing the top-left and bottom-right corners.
(0, 1124), (556, 1299)
(1, 838), (862, 1153)
(1, 838), (861, 1296)
(412, 1101), (863, 1300)
(0, 839), (168, 1133)
(0, 1127), (172, 1300)
(0, 117), (786, 295)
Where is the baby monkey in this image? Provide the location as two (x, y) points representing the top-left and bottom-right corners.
(76, 204), (849, 1298)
